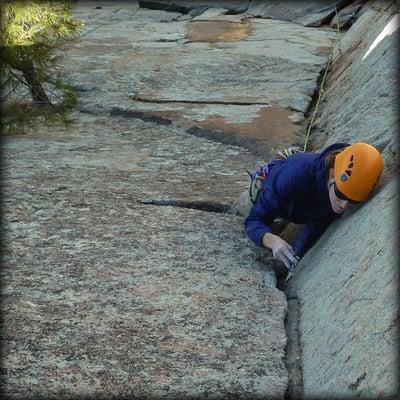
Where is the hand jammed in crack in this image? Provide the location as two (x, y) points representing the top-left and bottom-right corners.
(262, 233), (299, 271)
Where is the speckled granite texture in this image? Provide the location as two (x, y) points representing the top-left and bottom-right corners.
(2, 114), (288, 398)
(1, 1), (344, 397)
(286, 1), (399, 397)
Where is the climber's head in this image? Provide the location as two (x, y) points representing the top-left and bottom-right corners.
(326, 143), (384, 214)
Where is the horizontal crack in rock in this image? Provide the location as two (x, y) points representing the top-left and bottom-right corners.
(137, 199), (234, 214)
(109, 107), (172, 125)
(138, 1), (248, 15)
(131, 95), (272, 106)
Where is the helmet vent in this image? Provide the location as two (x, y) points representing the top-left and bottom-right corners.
(348, 162), (354, 168)
(345, 169), (352, 176)
(350, 155), (354, 162)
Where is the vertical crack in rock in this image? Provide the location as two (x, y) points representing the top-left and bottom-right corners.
(142, 196), (305, 398)
(302, 56), (334, 149)
(276, 59), (338, 400)
(143, 196), (305, 398)
(267, 267), (304, 399)
(283, 295), (303, 400)
(276, 48), (339, 400)
(278, 56), (335, 400)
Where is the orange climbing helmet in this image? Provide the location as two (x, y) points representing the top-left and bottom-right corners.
(334, 143), (384, 202)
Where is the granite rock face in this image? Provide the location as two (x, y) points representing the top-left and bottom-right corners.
(247, 0), (354, 27)
(2, 114), (288, 398)
(329, 4), (363, 30)
(3, 0), (397, 397)
(313, 5), (399, 176)
(291, 177), (399, 398)
(287, 1), (399, 397)
(64, 1), (336, 159)
(2, 2), (338, 396)
(138, 0), (250, 15)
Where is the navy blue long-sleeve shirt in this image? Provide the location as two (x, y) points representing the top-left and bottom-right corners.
(245, 143), (349, 258)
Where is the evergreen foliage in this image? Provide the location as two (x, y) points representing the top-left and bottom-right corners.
(1, 1), (84, 133)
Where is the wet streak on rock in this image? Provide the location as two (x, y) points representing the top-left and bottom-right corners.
(185, 20), (251, 43)
(198, 105), (301, 143)
(186, 106), (302, 159)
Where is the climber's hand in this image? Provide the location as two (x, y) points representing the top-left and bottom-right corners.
(262, 233), (298, 270)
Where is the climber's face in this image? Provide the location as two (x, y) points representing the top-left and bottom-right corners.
(328, 180), (351, 214)
(327, 170), (352, 215)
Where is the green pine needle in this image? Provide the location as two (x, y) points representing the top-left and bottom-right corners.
(1, 0), (84, 134)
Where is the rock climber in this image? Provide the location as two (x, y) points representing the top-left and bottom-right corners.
(233, 142), (384, 279)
